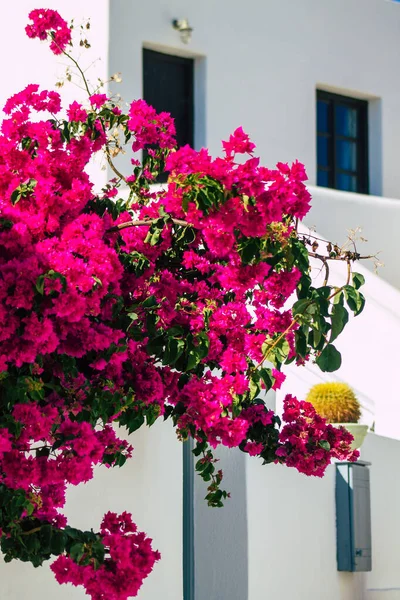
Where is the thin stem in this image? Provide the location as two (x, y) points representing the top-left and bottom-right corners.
(346, 259), (352, 286)
(60, 48), (91, 96)
(54, 35), (130, 184)
(254, 284), (348, 370)
(20, 527), (42, 536)
(106, 148), (127, 183)
(322, 259), (330, 286)
(310, 253), (330, 286)
(308, 251), (374, 262)
(108, 217), (190, 233)
(254, 319), (297, 369)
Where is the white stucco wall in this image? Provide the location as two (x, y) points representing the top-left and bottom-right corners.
(276, 223), (400, 440)
(2, 3), (400, 600)
(108, 0), (400, 198)
(246, 432), (400, 600)
(5, 1), (400, 195)
(0, 0), (110, 189)
(0, 5), (184, 599)
(0, 1), (109, 104)
(194, 432), (400, 600)
(363, 433), (400, 599)
(246, 456), (363, 600)
(0, 421), (183, 600)
(306, 185), (400, 290)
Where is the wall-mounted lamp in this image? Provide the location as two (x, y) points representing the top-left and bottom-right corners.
(172, 18), (193, 44)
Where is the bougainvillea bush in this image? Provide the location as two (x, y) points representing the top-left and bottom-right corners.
(0, 8), (366, 599)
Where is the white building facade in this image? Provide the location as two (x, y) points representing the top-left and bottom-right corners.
(1, 1), (400, 599)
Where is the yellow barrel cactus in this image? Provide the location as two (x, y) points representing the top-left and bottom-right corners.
(306, 382), (361, 424)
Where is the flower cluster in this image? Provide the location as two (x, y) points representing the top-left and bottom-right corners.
(276, 395), (359, 476)
(3, 399), (132, 524)
(128, 99), (176, 152)
(51, 512), (160, 599)
(0, 8), (366, 600)
(25, 9), (71, 54)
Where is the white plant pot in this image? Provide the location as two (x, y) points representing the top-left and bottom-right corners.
(333, 423), (369, 450)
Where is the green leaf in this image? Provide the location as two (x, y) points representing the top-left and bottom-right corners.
(21, 136), (32, 151)
(259, 367), (273, 391)
(237, 238), (261, 265)
(330, 304), (349, 343)
(40, 524), (53, 553)
(291, 238), (309, 271)
(195, 332), (210, 359)
(195, 458), (207, 472)
(187, 349), (199, 371)
(333, 290), (344, 305)
(144, 220), (165, 246)
(275, 338), (290, 365)
(11, 190), (22, 205)
(69, 542), (85, 564)
(344, 285), (365, 316)
(125, 412), (145, 434)
(142, 295), (158, 309)
(91, 540), (105, 563)
(314, 288), (330, 316)
(316, 344), (342, 372)
(319, 440), (331, 451)
(192, 440), (207, 457)
(316, 286), (332, 299)
(145, 404), (160, 427)
(149, 229), (162, 245)
(296, 273), (311, 299)
(147, 334), (164, 357)
(306, 303), (318, 316)
(35, 275), (45, 295)
(23, 534), (41, 554)
(35, 270), (67, 295)
(292, 298), (311, 316)
(261, 337), (290, 367)
(64, 527), (83, 541)
(50, 530), (67, 555)
(26, 502), (35, 517)
(163, 337), (185, 366)
(167, 326), (184, 337)
(0, 218), (13, 231)
(356, 292), (366, 316)
(249, 377), (260, 400)
(311, 322), (322, 349)
(352, 272), (365, 290)
(294, 329), (308, 357)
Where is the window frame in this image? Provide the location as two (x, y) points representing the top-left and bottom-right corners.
(316, 90), (369, 194)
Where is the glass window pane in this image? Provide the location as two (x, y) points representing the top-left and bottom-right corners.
(336, 140), (357, 171)
(335, 104), (358, 138)
(336, 173), (357, 192)
(317, 169), (330, 187)
(317, 100), (330, 133)
(317, 136), (330, 167)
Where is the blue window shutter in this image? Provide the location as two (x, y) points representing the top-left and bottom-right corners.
(351, 463), (372, 571)
(336, 462), (372, 572)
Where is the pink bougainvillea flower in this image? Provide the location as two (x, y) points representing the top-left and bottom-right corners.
(25, 9), (71, 55)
